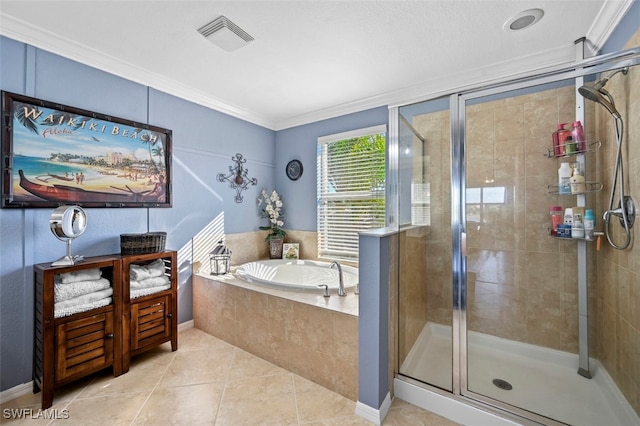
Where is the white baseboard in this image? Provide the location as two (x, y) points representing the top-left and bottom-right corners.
(178, 319), (194, 332)
(0, 382), (33, 404)
(355, 392), (392, 425)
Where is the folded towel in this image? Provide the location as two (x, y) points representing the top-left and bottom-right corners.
(57, 268), (102, 284)
(55, 287), (114, 310)
(54, 278), (111, 302)
(131, 284), (171, 299)
(130, 275), (170, 290)
(130, 259), (166, 281)
(54, 297), (112, 318)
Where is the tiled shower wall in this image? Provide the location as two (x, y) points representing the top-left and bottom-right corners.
(594, 30), (640, 415)
(463, 85), (598, 353)
(400, 86), (599, 354)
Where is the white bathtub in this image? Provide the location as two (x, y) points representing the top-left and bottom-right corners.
(235, 259), (358, 292)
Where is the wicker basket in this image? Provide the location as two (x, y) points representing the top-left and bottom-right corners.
(120, 232), (166, 255)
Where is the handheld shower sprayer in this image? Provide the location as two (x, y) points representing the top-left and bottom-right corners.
(578, 67), (634, 250)
(577, 67), (628, 119)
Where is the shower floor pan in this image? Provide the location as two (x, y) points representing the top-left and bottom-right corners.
(399, 322), (639, 426)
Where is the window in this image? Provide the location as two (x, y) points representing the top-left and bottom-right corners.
(317, 125), (387, 262)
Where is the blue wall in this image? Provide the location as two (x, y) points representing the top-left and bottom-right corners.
(0, 36), (276, 391)
(0, 35), (388, 393)
(275, 107), (389, 231)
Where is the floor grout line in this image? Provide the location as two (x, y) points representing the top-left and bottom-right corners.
(212, 346), (237, 425)
(128, 351), (177, 425)
(291, 373), (301, 425)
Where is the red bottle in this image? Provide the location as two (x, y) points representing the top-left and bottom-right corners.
(552, 123), (570, 157)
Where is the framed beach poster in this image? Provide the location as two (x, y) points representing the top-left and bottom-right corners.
(1, 91), (172, 208)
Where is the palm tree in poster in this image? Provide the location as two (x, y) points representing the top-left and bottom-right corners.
(140, 131), (159, 174)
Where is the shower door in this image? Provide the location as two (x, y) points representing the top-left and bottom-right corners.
(459, 80), (586, 424)
(395, 51), (640, 425)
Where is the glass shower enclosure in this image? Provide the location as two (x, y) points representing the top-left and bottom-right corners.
(394, 48), (640, 425)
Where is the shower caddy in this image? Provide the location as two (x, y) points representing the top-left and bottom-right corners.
(32, 250), (178, 409)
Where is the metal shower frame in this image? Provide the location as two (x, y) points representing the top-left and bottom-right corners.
(390, 43), (640, 424)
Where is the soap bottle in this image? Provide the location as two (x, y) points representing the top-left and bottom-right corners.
(552, 123), (570, 157)
(564, 135), (576, 155)
(571, 120), (586, 152)
(584, 210), (595, 239)
(558, 162), (572, 194)
(570, 166), (586, 194)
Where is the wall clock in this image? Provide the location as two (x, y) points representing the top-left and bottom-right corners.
(286, 159), (303, 181)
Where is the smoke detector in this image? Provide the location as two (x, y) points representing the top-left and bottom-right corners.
(198, 16), (254, 52)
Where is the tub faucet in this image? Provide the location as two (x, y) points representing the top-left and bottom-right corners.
(330, 261), (346, 297)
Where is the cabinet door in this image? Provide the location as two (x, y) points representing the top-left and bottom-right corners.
(55, 311), (114, 383)
(131, 294), (172, 351)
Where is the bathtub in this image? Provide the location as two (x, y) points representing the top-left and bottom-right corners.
(235, 259), (358, 292)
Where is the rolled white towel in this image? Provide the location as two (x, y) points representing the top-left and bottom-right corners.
(130, 275), (170, 290)
(57, 268), (102, 284)
(55, 278), (111, 302)
(55, 297), (112, 318)
(131, 284), (171, 299)
(55, 287), (113, 310)
(130, 259), (166, 281)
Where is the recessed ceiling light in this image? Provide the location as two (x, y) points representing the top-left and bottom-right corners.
(504, 8), (544, 31)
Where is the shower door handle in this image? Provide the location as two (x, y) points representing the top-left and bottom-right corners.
(461, 231), (467, 257)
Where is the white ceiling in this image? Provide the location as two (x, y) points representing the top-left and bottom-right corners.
(0, 1), (635, 130)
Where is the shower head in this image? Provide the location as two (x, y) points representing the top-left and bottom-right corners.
(578, 85), (621, 118)
(578, 67), (628, 119)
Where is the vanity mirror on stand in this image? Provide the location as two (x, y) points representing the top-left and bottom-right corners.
(49, 205), (87, 266)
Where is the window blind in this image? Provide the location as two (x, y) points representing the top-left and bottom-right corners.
(317, 125), (386, 262)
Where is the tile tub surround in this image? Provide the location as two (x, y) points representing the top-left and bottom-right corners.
(193, 272), (359, 400)
(192, 230), (331, 276)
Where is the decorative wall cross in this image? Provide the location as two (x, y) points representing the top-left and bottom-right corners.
(217, 153), (257, 203)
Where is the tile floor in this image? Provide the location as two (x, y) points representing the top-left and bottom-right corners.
(1, 327), (458, 425)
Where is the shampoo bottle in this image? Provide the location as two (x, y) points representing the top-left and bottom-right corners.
(558, 162), (572, 194)
(571, 120), (586, 152)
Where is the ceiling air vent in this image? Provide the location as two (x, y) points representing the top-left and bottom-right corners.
(197, 15), (254, 52)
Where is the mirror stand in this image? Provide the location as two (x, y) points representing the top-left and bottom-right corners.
(51, 239), (85, 266)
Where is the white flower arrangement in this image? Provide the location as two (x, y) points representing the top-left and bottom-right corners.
(258, 189), (285, 241)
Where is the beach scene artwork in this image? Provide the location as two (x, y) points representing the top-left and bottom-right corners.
(3, 93), (171, 207)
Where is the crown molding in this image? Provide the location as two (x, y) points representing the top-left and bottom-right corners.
(0, 13), (276, 130)
(586, 0), (635, 55)
(1, 0), (633, 132)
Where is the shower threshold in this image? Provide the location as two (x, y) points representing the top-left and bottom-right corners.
(398, 322), (638, 426)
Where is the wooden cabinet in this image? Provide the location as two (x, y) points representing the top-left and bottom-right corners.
(34, 255), (122, 409)
(33, 251), (177, 409)
(121, 251), (177, 372)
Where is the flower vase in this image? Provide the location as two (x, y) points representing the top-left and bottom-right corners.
(269, 237), (284, 259)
